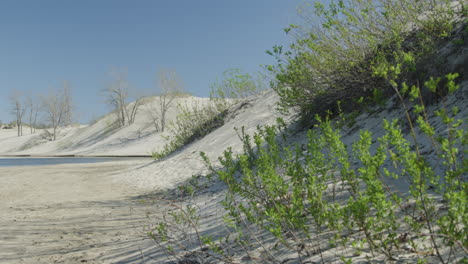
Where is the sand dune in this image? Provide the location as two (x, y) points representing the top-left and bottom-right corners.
(0, 83), (466, 262)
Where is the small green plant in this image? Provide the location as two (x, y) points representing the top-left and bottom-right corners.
(152, 100), (226, 160)
(210, 68), (265, 112)
(196, 74), (466, 262)
(151, 73), (466, 263)
(153, 69), (265, 160)
(267, 0), (462, 120)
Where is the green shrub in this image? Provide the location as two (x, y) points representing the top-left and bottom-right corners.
(210, 68), (265, 112)
(267, 0), (462, 120)
(153, 69), (264, 160)
(152, 100), (226, 160)
(197, 74), (467, 262)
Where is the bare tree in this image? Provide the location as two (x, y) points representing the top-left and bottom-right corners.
(26, 94), (40, 134)
(145, 98), (161, 132)
(10, 91), (25, 137)
(104, 70), (130, 127)
(104, 69), (145, 126)
(157, 69), (184, 132)
(128, 96), (144, 124)
(42, 81), (73, 141)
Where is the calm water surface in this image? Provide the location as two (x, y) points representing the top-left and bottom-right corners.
(0, 157), (139, 167)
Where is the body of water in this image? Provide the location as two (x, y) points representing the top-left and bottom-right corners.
(0, 157), (141, 167)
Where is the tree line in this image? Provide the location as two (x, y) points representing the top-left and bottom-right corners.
(7, 68), (184, 141)
(9, 81), (73, 141)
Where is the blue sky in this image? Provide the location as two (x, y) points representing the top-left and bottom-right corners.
(0, 0), (301, 124)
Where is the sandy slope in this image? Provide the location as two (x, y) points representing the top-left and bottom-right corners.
(0, 90), (287, 263)
(0, 96), (213, 156)
(0, 79), (466, 263)
(120, 90), (287, 191)
(137, 83), (467, 263)
(0, 90), (286, 191)
(1, 7), (467, 264)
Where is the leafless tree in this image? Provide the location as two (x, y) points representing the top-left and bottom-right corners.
(128, 96), (144, 124)
(144, 98), (161, 132)
(103, 69), (146, 127)
(10, 91), (26, 137)
(26, 94), (40, 134)
(42, 81), (73, 141)
(104, 70), (130, 127)
(156, 69), (184, 132)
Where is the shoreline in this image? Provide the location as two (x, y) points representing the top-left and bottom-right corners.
(0, 154), (152, 158)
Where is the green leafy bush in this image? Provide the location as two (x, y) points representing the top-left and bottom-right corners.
(148, 1), (467, 261)
(196, 74), (467, 262)
(210, 68), (265, 112)
(153, 69), (264, 160)
(152, 100), (226, 160)
(267, 0), (463, 120)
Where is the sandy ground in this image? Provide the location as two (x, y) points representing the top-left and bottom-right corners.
(0, 159), (164, 264)
(0, 96), (214, 157)
(0, 78), (465, 263)
(0, 90), (286, 263)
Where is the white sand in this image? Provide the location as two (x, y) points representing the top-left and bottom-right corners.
(0, 96), (214, 157)
(0, 91), (288, 263)
(0, 81), (466, 263)
(0, 160), (158, 263)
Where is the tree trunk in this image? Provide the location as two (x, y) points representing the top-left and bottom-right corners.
(161, 113), (165, 132)
(17, 117), (20, 136)
(33, 111), (38, 133)
(29, 108), (33, 134)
